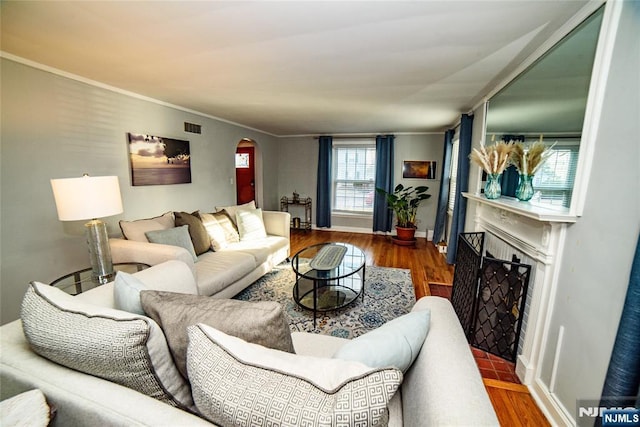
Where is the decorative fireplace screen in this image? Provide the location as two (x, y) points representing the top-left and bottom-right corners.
(451, 232), (531, 362)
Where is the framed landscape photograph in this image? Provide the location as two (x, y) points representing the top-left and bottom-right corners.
(127, 133), (191, 186)
(402, 160), (436, 179)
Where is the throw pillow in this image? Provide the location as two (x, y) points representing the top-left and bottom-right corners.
(20, 282), (194, 411)
(332, 309), (431, 373)
(119, 212), (175, 242)
(140, 290), (294, 378)
(0, 389), (52, 426)
(145, 225), (198, 262)
(113, 268), (200, 315)
(215, 200), (256, 226)
(235, 208), (267, 241)
(197, 211), (239, 249)
(187, 324), (402, 426)
(174, 211), (211, 256)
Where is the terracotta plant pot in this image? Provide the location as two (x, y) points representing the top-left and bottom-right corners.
(395, 226), (416, 241)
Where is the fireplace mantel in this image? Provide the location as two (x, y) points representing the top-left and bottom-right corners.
(462, 192), (577, 224)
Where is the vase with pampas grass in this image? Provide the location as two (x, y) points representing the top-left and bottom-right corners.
(510, 139), (556, 201)
(469, 141), (514, 199)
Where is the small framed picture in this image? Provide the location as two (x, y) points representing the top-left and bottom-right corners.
(402, 161), (436, 179)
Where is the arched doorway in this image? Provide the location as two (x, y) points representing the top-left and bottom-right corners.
(235, 139), (261, 206)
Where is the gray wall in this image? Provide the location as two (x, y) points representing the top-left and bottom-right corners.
(538, 1), (640, 418)
(0, 58), (279, 324)
(277, 134), (444, 234)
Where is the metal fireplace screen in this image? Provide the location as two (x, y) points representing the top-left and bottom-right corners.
(451, 232), (532, 362)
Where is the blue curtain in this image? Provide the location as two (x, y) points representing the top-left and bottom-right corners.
(598, 233), (640, 415)
(446, 114), (474, 264)
(316, 136), (332, 228)
(373, 135), (395, 232)
(432, 129), (455, 243)
(500, 135), (524, 197)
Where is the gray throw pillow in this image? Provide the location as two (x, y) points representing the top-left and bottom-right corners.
(140, 290), (295, 378)
(145, 225), (198, 262)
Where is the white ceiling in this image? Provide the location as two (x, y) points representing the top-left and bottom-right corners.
(1, 1), (593, 136)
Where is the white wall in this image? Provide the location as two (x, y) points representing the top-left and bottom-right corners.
(538, 0), (640, 420)
(277, 134), (444, 234)
(0, 58), (279, 324)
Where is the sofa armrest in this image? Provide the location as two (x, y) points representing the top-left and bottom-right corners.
(262, 211), (290, 240)
(109, 238), (196, 277)
(402, 297), (499, 426)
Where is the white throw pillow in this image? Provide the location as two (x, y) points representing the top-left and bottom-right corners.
(21, 282), (194, 411)
(333, 309), (431, 373)
(197, 212), (238, 250)
(235, 208), (267, 241)
(215, 201), (256, 226)
(187, 324), (402, 426)
(119, 212), (175, 242)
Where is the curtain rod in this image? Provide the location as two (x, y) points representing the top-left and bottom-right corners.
(313, 135), (381, 140)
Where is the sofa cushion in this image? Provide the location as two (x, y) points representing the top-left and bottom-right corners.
(194, 251), (257, 296)
(235, 208), (267, 241)
(174, 211), (211, 256)
(145, 225), (198, 262)
(20, 282), (194, 411)
(140, 291), (294, 378)
(196, 212), (239, 250)
(333, 309), (431, 373)
(0, 389), (52, 426)
(119, 212), (174, 242)
(219, 235), (289, 266)
(216, 200), (256, 226)
(114, 269), (200, 315)
(187, 324), (402, 426)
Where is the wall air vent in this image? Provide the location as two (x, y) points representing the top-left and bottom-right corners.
(184, 122), (202, 134)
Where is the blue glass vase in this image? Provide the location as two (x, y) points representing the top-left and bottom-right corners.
(516, 174), (534, 201)
(484, 173), (502, 199)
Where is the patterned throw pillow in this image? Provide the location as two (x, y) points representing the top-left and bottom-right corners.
(21, 282), (194, 412)
(187, 324), (402, 426)
(196, 211), (239, 250)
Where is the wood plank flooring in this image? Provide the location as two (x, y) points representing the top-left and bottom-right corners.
(290, 229), (548, 426)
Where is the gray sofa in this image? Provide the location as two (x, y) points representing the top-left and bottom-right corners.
(0, 260), (498, 426)
(109, 210), (291, 298)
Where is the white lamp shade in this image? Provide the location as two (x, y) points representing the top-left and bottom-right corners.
(51, 175), (123, 221)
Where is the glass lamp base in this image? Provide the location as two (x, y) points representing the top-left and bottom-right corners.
(85, 219), (114, 284)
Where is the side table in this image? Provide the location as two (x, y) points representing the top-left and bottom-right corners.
(49, 262), (150, 295)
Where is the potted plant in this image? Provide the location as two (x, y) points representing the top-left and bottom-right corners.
(376, 184), (431, 244)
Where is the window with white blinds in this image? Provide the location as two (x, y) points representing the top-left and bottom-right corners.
(332, 142), (376, 214)
(532, 143), (579, 207)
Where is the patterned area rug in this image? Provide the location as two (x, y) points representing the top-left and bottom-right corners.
(234, 262), (416, 338)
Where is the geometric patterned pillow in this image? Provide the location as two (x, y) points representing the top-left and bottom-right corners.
(20, 282), (195, 412)
(187, 324), (402, 426)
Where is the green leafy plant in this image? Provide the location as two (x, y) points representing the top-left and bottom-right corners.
(376, 184), (431, 228)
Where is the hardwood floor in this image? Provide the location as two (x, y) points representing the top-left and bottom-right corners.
(290, 229), (548, 426)
(290, 229), (454, 299)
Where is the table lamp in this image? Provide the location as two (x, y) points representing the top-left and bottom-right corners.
(50, 175), (123, 284)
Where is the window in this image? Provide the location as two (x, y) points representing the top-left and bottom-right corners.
(447, 139), (460, 213)
(332, 143), (376, 214)
(532, 143), (579, 207)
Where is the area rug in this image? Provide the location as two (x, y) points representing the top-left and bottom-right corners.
(234, 262), (416, 338)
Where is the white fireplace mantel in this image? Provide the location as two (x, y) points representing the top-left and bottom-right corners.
(462, 192), (573, 393)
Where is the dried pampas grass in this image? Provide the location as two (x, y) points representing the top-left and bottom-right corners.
(470, 141), (515, 175)
(510, 141), (556, 175)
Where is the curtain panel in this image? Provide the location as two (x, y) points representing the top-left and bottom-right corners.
(373, 135), (395, 232)
(446, 114), (474, 264)
(316, 136), (333, 228)
(432, 129), (455, 244)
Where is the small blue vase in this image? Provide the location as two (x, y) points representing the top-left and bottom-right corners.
(484, 173), (502, 199)
(516, 174), (534, 201)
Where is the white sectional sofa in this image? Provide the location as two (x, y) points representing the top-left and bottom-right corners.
(109, 206), (291, 298)
(1, 260), (499, 426)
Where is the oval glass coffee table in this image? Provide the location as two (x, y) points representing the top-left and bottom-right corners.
(292, 242), (366, 327)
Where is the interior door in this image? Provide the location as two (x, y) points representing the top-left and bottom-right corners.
(235, 146), (255, 204)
